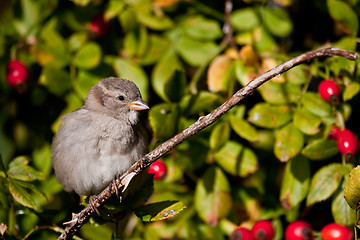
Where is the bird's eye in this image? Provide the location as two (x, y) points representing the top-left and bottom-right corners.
(118, 95), (125, 101)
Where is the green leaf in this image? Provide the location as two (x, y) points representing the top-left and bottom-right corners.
(327, 0), (358, 36)
(293, 108), (322, 135)
(285, 65), (307, 85)
(182, 15), (222, 40)
(139, 34), (171, 65)
(69, 0), (91, 6)
(9, 179), (37, 210)
(135, 201), (186, 222)
(343, 82), (360, 102)
(122, 26), (149, 59)
(229, 115), (258, 142)
(176, 37), (219, 66)
(149, 103), (180, 140)
(302, 139), (338, 160)
(180, 91), (222, 116)
(332, 168), (355, 227)
(163, 70), (187, 102)
(74, 70), (100, 100)
(67, 32), (89, 52)
(230, 105), (246, 119)
(35, 18), (70, 68)
(332, 188), (355, 227)
(332, 36), (357, 52)
(274, 124), (304, 162)
(32, 144), (52, 176)
(302, 92), (332, 117)
(123, 31), (139, 59)
(74, 42), (101, 69)
(231, 8), (259, 32)
(152, 49), (182, 101)
(249, 130), (275, 151)
(209, 121), (230, 151)
(0, 154), (6, 177)
(280, 155), (310, 210)
(137, 26), (149, 57)
(285, 83), (302, 104)
(344, 165), (360, 209)
(214, 141), (258, 177)
(307, 163), (345, 206)
(8, 179), (46, 211)
(105, 0), (125, 19)
(234, 59), (256, 86)
(21, 0), (42, 29)
(8, 156), (45, 181)
(263, 8), (293, 37)
(0, 181), (8, 208)
(80, 223), (113, 240)
(41, 175), (63, 196)
(118, 7), (137, 32)
(185, 139), (209, 170)
(137, 12), (173, 30)
(258, 81), (288, 105)
(194, 167), (232, 226)
(253, 26), (278, 53)
(113, 58), (149, 102)
(248, 103), (292, 129)
(327, 55), (357, 76)
(51, 93), (82, 133)
(39, 66), (72, 96)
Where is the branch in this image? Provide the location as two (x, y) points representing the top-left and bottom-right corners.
(57, 48), (358, 239)
(222, 0), (238, 51)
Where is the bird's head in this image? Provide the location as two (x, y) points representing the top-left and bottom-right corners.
(84, 77), (149, 124)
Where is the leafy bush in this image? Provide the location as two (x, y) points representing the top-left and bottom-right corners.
(0, 0), (359, 239)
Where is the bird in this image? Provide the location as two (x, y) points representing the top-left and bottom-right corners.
(51, 77), (149, 206)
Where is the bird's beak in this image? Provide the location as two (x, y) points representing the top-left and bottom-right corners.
(127, 100), (150, 111)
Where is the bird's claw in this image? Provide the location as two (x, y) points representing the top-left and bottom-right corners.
(110, 177), (123, 203)
(63, 213), (79, 228)
(89, 195), (101, 215)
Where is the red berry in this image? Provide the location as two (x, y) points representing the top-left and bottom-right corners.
(318, 80), (340, 104)
(251, 220), (275, 240)
(230, 227), (253, 240)
(285, 221), (313, 240)
(337, 129), (358, 155)
(6, 60), (29, 87)
(148, 160), (167, 180)
(321, 223), (352, 240)
(329, 126), (341, 140)
(90, 11), (112, 37)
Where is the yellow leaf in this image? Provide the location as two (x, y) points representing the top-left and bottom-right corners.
(261, 57), (285, 82)
(239, 45), (259, 67)
(207, 55), (233, 92)
(153, 0), (180, 8)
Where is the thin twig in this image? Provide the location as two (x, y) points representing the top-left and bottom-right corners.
(57, 48), (358, 240)
(222, 0), (238, 51)
(189, 0), (236, 94)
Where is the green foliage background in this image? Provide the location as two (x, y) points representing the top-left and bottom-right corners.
(0, 0), (359, 239)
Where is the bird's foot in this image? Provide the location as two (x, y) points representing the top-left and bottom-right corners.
(63, 213), (79, 228)
(110, 178), (123, 203)
(89, 195), (101, 215)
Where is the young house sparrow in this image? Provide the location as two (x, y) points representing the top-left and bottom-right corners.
(51, 77), (149, 198)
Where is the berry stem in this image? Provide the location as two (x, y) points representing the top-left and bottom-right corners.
(10, 45), (17, 60)
(335, 111), (345, 130)
(297, 70), (312, 110)
(342, 154), (346, 166)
